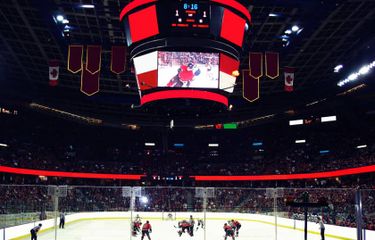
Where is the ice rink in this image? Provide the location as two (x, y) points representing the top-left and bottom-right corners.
(13, 218), (350, 240)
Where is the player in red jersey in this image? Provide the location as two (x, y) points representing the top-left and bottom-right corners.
(132, 219), (142, 236)
(177, 220), (191, 237)
(231, 219), (241, 237)
(224, 223), (235, 240)
(141, 221), (152, 240)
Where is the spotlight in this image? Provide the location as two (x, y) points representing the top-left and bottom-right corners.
(56, 15), (64, 22)
(284, 29), (292, 34)
(62, 19), (69, 24)
(141, 196), (148, 204)
(334, 64), (343, 73)
(348, 73), (358, 81)
(359, 66), (369, 75)
(337, 60), (375, 86)
(291, 25), (299, 32)
(269, 13), (279, 17)
(80, 4), (95, 8)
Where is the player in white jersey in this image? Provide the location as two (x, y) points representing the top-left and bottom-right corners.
(316, 217), (325, 240)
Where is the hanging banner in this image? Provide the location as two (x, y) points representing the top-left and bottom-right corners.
(86, 45), (101, 74)
(49, 60), (59, 87)
(67, 45), (83, 73)
(81, 63), (100, 96)
(111, 46), (127, 74)
(249, 52), (263, 78)
(265, 52), (279, 79)
(284, 67), (295, 92)
(243, 69), (259, 102)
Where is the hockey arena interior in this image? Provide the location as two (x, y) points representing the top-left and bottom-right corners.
(0, 0), (375, 240)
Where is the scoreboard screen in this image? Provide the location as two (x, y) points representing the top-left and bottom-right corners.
(170, 1), (210, 30)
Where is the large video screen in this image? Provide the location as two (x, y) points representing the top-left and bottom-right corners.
(157, 51), (219, 89)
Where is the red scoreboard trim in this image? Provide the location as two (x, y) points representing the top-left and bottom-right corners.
(210, 0), (251, 22)
(0, 166), (145, 180)
(192, 165), (375, 181)
(140, 90), (229, 106)
(119, 0), (157, 21)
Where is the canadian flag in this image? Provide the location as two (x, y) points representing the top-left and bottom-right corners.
(49, 60), (59, 86)
(284, 67), (295, 92)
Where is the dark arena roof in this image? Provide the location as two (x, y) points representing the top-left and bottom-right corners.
(0, 0), (373, 126)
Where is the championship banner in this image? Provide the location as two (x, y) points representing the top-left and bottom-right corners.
(284, 67), (295, 92)
(242, 69), (259, 102)
(49, 60), (59, 87)
(67, 45), (83, 73)
(86, 45), (102, 74)
(81, 63), (100, 96)
(110, 46), (127, 74)
(265, 52), (279, 79)
(249, 52), (263, 78)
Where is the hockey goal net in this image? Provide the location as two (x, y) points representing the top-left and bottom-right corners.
(162, 212), (176, 220)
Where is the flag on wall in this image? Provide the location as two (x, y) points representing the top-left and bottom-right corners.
(49, 60), (59, 87)
(284, 67), (295, 92)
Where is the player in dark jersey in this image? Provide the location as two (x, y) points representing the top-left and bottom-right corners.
(30, 224), (42, 240)
(223, 223), (235, 240)
(231, 219), (241, 237)
(188, 215), (195, 236)
(141, 221), (152, 240)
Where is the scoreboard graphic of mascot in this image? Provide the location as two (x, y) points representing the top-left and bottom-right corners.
(120, 0), (251, 107)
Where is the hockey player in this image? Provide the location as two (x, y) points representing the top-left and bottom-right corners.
(30, 224), (42, 240)
(231, 219), (241, 237)
(141, 221), (152, 240)
(196, 219), (204, 230)
(188, 215), (195, 236)
(132, 219), (142, 236)
(177, 220), (191, 237)
(223, 223), (235, 240)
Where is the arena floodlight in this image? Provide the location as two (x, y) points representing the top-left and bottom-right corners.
(140, 196), (148, 204)
(289, 119), (303, 126)
(338, 60), (375, 87)
(56, 15), (64, 22)
(284, 29), (292, 34)
(291, 25), (299, 32)
(359, 66), (370, 75)
(269, 13), (279, 17)
(356, 145), (367, 149)
(0, 143), (8, 147)
(334, 64), (343, 73)
(145, 142), (155, 146)
(208, 143), (219, 147)
(295, 139), (306, 144)
(62, 19), (69, 24)
(321, 116), (337, 122)
(80, 4), (95, 8)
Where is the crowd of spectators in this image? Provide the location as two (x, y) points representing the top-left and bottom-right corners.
(1, 111), (375, 230)
(1, 185), (375, 230)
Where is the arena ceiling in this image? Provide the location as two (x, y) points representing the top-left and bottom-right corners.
(0, 0), (374, 125)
